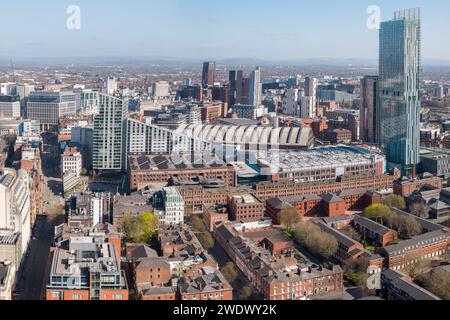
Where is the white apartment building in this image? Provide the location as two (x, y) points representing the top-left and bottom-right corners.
(61, 148), (82, 177)
(161, 187), (184, 226)
(0, 169), (31, 258)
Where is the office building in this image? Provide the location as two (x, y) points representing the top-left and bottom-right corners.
(248, 67), (262, 107)
(0, 95), (21, 118)
(160, 187), (184, 226)
(231, 104), (267, 120)
(151, 81), (170, 99)
(74, 89), (99, 113)
(379, 9), (421, 174)
(27, 91), (76, 130)
(360, 76), (380, 143)
(202, 62), (216, 88)
(61, 147), (82, 178)
(229, 70), (243, 107)
(46, 235), (128, 300)
(93, 94), (128, 172)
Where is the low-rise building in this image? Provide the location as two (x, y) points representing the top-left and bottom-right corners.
(380, 269), (441, 300)
(128, 152), (236, 191)
(61, 147), (82, 178)
(229, 194), (265, 222)
(353, 216), (398, 247)
(214, 223), (344, 300)
(203, 204), (229, 232)
(178, 271), (233, 300)
(379, 230), (450, 270)
(46, 236), (128, 300)
(393, 173), (444, 197)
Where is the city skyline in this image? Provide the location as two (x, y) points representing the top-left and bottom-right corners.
(1, 1), (450, 62)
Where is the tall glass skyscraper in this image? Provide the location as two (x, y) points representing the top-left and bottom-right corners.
(379, 8), (421, 175)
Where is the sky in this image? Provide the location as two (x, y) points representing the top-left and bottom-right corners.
(1, 0), (449, 61)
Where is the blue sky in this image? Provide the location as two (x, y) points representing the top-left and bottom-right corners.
(1, 0), (449, 60)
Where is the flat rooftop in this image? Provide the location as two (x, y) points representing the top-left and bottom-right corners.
(255, 145), (385, 173)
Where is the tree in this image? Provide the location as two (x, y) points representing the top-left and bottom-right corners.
(120, 214), (140, 243)
(220, 262), (238, 283)
(416, 268), (450, 300)
(409, 201), (429, 218)
(191, 215), (206, 233)
(239, 286), (254, 300)
(394, 215), (422, 239)
(198, 232), (215, 250)
(381, 194), (406, 209)
(137, 211), (159, 243)
(364, 204), (393, 226)
(295, 221), (338, 262)
(80, 168), (89, 176)
(280, 207), (301, 231)
(120, 212), (159, 243)
(402, 252), (431, 279)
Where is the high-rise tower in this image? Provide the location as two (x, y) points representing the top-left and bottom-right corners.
(379, 8), (421, 175)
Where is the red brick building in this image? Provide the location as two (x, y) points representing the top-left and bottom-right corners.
(393, 174), (444, 197)
(353, 216), (398, 247)
(379, 230), (450, 269)
(134, 257), (172, 287)
(214, 223), (344, 300)
(178, 272), (233, 301)
(128, 153), (236, 191)
(229, 194), (265, 222)
(203, 204), (229, 231)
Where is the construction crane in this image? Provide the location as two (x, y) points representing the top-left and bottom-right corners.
(10, 59), (16, 82)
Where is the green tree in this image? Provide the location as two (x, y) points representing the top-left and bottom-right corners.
(137, 211), (159, 243)
(364, 204), (393, 225)
(80, 168), (89, 176)
(220, 262), (238, 283)
(120, 212), (159, 243)
(381, 194), (406, 209)
(120, 214), (140, 243)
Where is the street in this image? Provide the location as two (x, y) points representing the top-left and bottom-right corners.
(13, 212), (64, 300)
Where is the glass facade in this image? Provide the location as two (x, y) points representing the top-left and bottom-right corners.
(379, 8), (421, 174)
